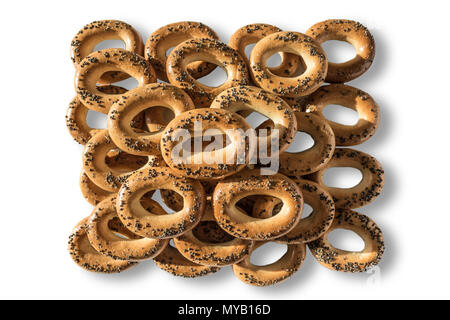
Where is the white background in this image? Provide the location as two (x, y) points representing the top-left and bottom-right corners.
(0, 0), (448, 300)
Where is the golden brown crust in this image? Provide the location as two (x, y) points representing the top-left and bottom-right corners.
(228, 24), (301, 77)
(87, 195), (169, 261)
(82, 130), (158, 192)
(210, 86), (297, 153)
(174, 202), (254, 266)
(79, 169), (112, 206)
(66, 85), (128, 145)
(306, 148), (384, 209)
(213, 170), (303, 240)
(71, 20), (144, 84)
(161, 108), (255, 180)
(108, 83), (195, 156)
(166, 38), (249, 107)
(68, 217), (137, 273)
(308, 209), (384, 272)
(278, 112), (335, 176)
(116, 167), (206, 238)
(250, 32), (327, 97)
(153, 245), (220, 278)
(306, 19), (375, 83)
(253, 179), (335, 244)
(145, 21), (219, 81)
(233, 241), (306, 286)
(305, 84), (380, 146)
(75, 48), (156, 113)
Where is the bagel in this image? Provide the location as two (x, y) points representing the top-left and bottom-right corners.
(71, 20), (144, 84)
(82, 130), (161, 192)
(210, 86), (297, 154)
(68, 217), (137, 273)
(306, 148), (384, 209)
(87, 195), (169, 261)
(252, 179), (335, 244)
(257, 112), (335, 176)
(306, 19), (375, 83)
(232, 241), (306, 286)
(166, 38), (249, 107)
(305, 84), (380, 146)
(228, 24), (301, 77)
(213, 170), (304, 240)
(308, 209), (384, 272)
(145, 21), (219, 81)
(75, 48), (156, 113)
(108, 83), (195, 155)
(116, 167), (206, 238)
(161, 108), (256, 180)
(250, 31), (327, 97)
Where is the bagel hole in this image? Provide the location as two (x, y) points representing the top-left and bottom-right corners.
(148, 190), (177, 214)
(323, 167), (363, 189)
(196, 65), (227, 87)
(109, 77), (139, 91)
(166, 46), (175, 57)
(105, 149), (148, 173)
(266, 53), (282, 68)
(285, 131), (315, 153)
(245, 112), (274, 135)
(140, 106), (175, 133)
(235, 196), (257, 215)
(86, 110), (107, 129)
(244, 43), (256, 59)
(192, 221), (234, 243)
(301, 203), (314, 219)
(327, 229), (365, 252)
(250, 242), (288, 266)
(323, 105), (359, 125)
(93, 39), (126, 51)
(322, 40), (356, 63)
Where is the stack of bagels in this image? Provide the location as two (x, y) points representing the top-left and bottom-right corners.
(66, 19), (385, 286)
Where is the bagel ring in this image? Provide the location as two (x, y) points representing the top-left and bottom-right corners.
(306, 19), (375, 83)
(228, 24), (301, 77)
(166, 38), (249, 107)
(305, 84), (380, 146)
(306, 148), (384, 209)
(154, 244), (220, 278)
(161, 108), (256, 180)
(75, 48), (156, 113)
(210, 86), (297, 154)
(252, 179), (335, 244)
(308, 209), (384, 272)
(257, 112), (335, 176)
(71, 20), (144, 84)
(174, 201), (254, 266)
(145, 21), (220, 82)
(250, 31), (327, 97)
(68, 217), (137, 273)
(117, 167), (206, 239)
(66, 85), (133, 145)
(213, 170), (304, 240)
(87, 195), (169, 261)
(108, 83), (195, 156)
(233, 241), (306, 286)
(82, 130), (162, 192)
